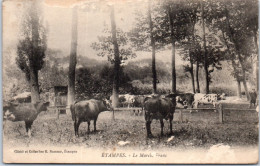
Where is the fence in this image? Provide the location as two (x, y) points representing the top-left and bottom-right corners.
(176, 104), (257, 123)
(114, 104), (258, 123)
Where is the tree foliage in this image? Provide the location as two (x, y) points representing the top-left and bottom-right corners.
(91, 25), (136, 64)
(16, 1), (47, 81)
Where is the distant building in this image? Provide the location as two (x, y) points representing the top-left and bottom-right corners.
(48, 86), (68, 114)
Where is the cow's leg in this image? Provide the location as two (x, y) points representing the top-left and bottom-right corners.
(146, 120), (152, 138)
(87, 121), (90, 134)
(25, 121), (29, 133)
(25, 121), (33, 138)
(169, 117), (173, 135)
(74, 121), (78, 137)
(94, 119), (97, 132)
(75, 120), (81, 137)
(160, 119), (164, 136)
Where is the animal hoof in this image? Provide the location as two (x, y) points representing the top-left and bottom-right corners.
(147, 134), (154, 138)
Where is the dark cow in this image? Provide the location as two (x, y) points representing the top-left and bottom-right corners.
(3, 101), (50, 137)
(249, 89), (257, 108)
(144, 95), (176, 138)
(70, 99), (112, 137)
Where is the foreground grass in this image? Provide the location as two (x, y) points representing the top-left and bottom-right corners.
(3, 107), (258, 150)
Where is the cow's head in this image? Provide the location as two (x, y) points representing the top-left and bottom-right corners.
(36, 101), (50, 112)
(217, 93), (226, 100)
(103, 99), (113, 111)
(3, 102), (19, 121)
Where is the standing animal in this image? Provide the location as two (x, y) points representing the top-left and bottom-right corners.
(110, 94), (135, 107)
(3, 101), (50, 137)
(176, 93), (194, 108)
(192, 93), (225, 108)
(143, 95), (176, 138)
(132, 95), (145, 116)
(70, 99), (112, 137)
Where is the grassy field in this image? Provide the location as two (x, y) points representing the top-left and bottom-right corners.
(3, 102), (258, 150)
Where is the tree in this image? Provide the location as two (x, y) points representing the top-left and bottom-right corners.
(207, 0), (257, 99)
(91, 5), (136, 107)
(148, 0), (157, 93)
(201, 1), (210, 94)
(164, 0), (193, 93)
(67, 6), (78, 114)
(178, 0), (200, 93)
(16, 1), (47, 103)
(129, 0), (166, 94)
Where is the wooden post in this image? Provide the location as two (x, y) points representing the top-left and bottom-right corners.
(179, 110), (183, 123)
(112, 107), (115, 120)
(218, 104), (223, 123)
(57, 108), (60, 119)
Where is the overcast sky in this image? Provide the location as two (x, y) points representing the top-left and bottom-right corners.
(3, 0), (182, 65)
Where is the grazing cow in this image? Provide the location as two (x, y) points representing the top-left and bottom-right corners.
(3, 101), (50, 137)
(249, 89), (257, 108)
(110, 94), (135, 107)
(144, 95), (176, 138)
(176, 93), (194, 108)
(193, 93), (225, 108)
(122, 94), (135, 108)
(70, 99), (112, 137)
(132, 95), (145, 116)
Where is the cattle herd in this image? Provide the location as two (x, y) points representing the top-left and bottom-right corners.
(2, 91), (258, 139)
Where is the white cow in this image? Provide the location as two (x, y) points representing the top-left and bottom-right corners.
(193, 93), (219, 108)
(110, 94), (135, 107)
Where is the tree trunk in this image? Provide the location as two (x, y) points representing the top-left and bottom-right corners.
(241, 69), (250, 100)
(111, 5), (120, 108)
(67, 7), (78, 115)
(254, 34), (258, 92)
(237, 80), (242, 98)
(30, 1), (40, 103)
(148, 0), (157, 94)
(224, 6), (249, 100)
(201, 1), (209, 94)
(168, 6), (176, 94)
(29, 68), (40, 103)
(195, 60), (200, 93)
(190, 58), (195, 93)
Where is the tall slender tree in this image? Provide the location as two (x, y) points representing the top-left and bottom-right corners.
(148, 0), (157, 94)
(67, 6), (78, 114)
(110, 5), (120, 108)
(201, 1), (209, 94)
(16, 1), (47, 103)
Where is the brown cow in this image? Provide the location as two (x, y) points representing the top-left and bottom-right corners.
(70, 99), (112, 137)
(144, 95), (176, 138)
(3, 101), (50, 137)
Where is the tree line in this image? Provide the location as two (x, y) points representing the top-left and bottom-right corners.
(16, 0), (258, 109)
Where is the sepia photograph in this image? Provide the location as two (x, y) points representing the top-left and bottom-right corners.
(2, 0), (259, 164)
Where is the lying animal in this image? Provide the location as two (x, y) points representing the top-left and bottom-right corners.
(70, 99), (112, 137)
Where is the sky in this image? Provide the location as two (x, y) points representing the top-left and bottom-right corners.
(2, 0), (183, 66)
